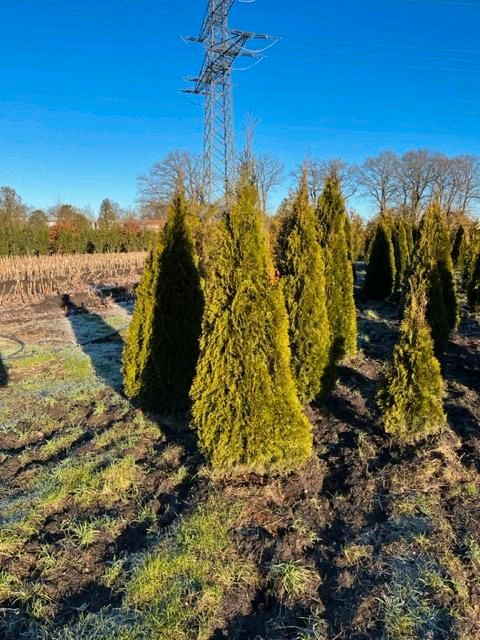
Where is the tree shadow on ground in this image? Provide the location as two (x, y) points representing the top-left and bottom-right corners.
(443, 340), (480, 394)
(445, 402), (480, 472)
(62, 294), (124, 390)
(97, 285), (135, 315)
(0, 353), (7, 387)
(357, 315), (398, 362)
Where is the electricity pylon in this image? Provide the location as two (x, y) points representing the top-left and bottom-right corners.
(184, 0), (277, 203)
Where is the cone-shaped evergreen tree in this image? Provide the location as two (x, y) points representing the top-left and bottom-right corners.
(405, 220), (415, 257)
(378, 277), (446, 443)
(316, 175), (357, 359)
(407, 203), (457, 356)
(123, 189), (204, 412)
(467, 251), (480, 312)
(364, 219), (396, 300)
(122, 239), (163, 399)
(344, 213), (357, 285)
(190, 171), (312, 473)
(451, 224), (465, 266)
(422, 202), (458, 334)
(276, 174), (331, 403)
(392, 220), (410, 291)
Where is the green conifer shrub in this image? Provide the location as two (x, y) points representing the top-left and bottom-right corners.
(344, 214), (357, 284)
(190, 172), (312, 473)
(392, 220), (410, 291)
(275, 175), (331, 403)
(405, 220), (415, 257)
(123, 189), (204, 412)
(451, 224), (465, 266)
(423, 203), (458, 332)
(426, 266), (451, 358)
(123, 240), (162, 399)
(316, 175), (357, 359)
(467, 251), (480, 312)
(461, 227), (479, 290)
(378, 278), (446, 443)
(364, 220), (396, 300)
(408, 203), (458, 356)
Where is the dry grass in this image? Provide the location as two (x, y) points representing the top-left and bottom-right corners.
(0, 252), (147, 304)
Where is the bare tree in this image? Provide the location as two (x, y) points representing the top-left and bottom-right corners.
(356, 151), (400, 213)
(239, 116), (284, 213)
(454, 155), (480, 215)
(431, 154), (459, 214)
(253, 154), (284, 214)
(294, 158), (357, 202)
(138, 151), (204, 216)
(396, 150), (441, 220)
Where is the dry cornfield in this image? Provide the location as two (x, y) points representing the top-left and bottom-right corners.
(0, 252), (147, 305)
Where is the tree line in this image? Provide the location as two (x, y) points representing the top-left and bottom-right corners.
(0, 188), (156, 257)
(2, 147), (478, 258)
(140, 148), (480, 219)
(122, 157), (480, 473)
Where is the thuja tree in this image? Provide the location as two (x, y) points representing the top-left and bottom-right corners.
(364, 218), (396, 300)
(191, 171), (312, 473)
(378, 277), (446, 443)
(392, 219), (410, 291)
(276, 174), (331, 403)
(123, 189), (204, 412)
(122, 240), (162, 399)
(462, 227), (479, 290)
(467, 251), (480, 312)
(421, 203), (458, 346)
(451, 224), (465, 266)
(316, 174), (357, 359)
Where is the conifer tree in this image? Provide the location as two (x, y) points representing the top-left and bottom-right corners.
(344, 213), (357, 284)
(191, 171), (312, 473)
(122, 240), (162, 400)
(392, 220), (409, 291)
(123, 189), (203, 412)
(364, 219), (396, 300)
(378, 277), (446, 443)
(405, 220), (415, 257)
(451, 224), (465, 266)
(467, 251), (480, 312)
(316, 175), (357, 359)
(276, 174), (331, 403)
(422, 203), (458, 333)
(408, 203), (458, 356)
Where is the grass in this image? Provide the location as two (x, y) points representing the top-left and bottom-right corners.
(268, 561), (321, 605)
(125, 496), (258, 640)
(342, 543), (372, 565)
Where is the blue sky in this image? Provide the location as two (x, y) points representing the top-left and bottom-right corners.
(1, 0), (480, 216)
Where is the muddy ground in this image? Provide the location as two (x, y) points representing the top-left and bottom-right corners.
(0, 274), (478, 639)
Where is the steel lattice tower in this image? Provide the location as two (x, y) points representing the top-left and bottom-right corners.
(184, 1), (276, 202)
